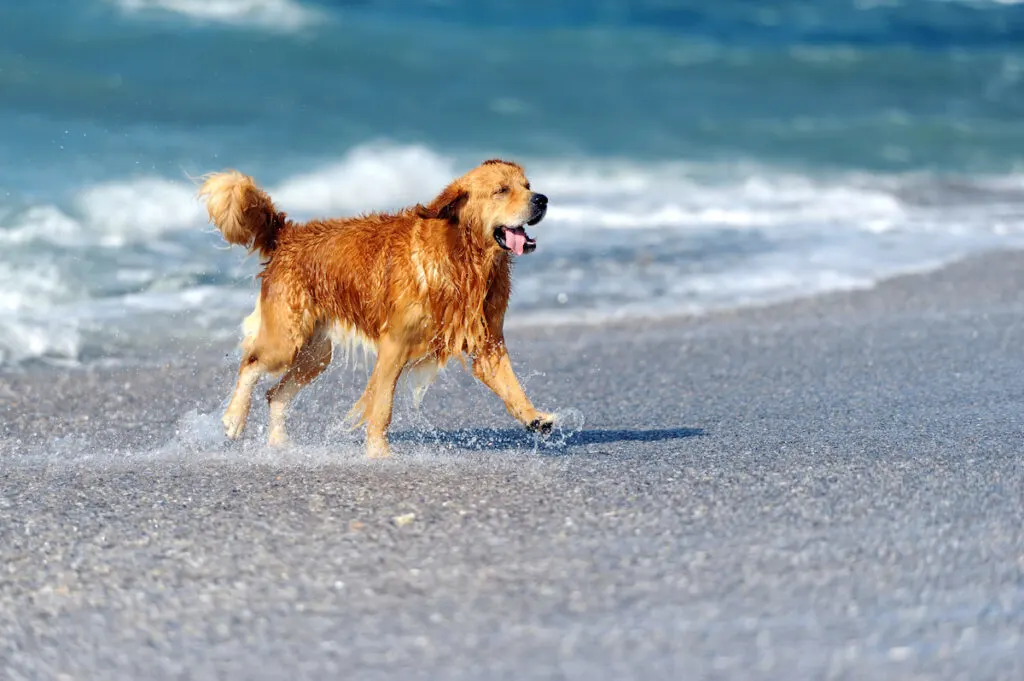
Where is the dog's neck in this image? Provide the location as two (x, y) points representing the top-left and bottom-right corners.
(419, 218), (512, 358)
(447, 218), (509, 284)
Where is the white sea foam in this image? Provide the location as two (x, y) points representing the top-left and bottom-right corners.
(0, 317), (81, 366)
(110, 0), (321, 31)
(75, 177), (207, 246)
(0, 146), (459, 250)
(12, 145), (1019, 249)
(0, 259), (82, 363)
(273, 144), (458, 215)
(3, 143), (1024, 365)
(0, 179), (204, 248)
(0, 205), (83, 246)
(0, 260), (71, 313)
(533, 161), (907, 231)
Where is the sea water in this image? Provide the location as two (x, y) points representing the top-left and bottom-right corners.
(2, 0), (1024, 365)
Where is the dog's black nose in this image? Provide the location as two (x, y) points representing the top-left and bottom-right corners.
(531, 193), (548, 207)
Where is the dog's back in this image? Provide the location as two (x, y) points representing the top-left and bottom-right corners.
(259, 210), (423, 344)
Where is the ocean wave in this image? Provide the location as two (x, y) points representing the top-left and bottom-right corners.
(0, 144), (951, 249)
(0, 260), (81, 364)
(0, 179), (204, 248)
(273, 144), (458, 215)
(0, 316), (81, 367)
(0, 145), (457, 249)
(536, 164), (906, 231)
(3, 142), (1024, 366)
(77, 178), (208, 246)
(109, 0), (321, 31)
(0, 260), (72, 314)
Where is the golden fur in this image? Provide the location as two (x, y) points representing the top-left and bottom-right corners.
(198, 159), (552, 457)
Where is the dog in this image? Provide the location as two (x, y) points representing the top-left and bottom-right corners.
(198, 159), (553, 457)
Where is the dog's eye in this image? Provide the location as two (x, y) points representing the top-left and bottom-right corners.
(495, 186), (509, 195)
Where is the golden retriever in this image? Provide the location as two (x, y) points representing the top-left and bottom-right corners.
(198, 159), (552, 457)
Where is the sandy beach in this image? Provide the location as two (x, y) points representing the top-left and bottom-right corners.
(2, 250), (1023, 680)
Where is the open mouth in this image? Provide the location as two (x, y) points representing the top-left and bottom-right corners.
(493, 225), (536, 255)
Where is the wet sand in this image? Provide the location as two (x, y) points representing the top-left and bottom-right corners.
(2, 250), (1023, 680)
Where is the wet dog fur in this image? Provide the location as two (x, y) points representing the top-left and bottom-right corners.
(198, 159), (552, 457)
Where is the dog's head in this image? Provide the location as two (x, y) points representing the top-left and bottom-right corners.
(420, 159), (547, 255)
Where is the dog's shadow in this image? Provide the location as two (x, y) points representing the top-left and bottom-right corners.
(389, 426), (704, 452)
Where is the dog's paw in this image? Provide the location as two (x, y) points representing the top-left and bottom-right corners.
(222, 412), (246, 440)
(365, 438), (392, 459)
(526, 413), (556, 436)
(267, 428), (289, 448)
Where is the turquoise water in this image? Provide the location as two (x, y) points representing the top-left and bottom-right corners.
(2, 0), (1024, 363)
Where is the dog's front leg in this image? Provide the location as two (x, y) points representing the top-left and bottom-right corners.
(471, 341), (554, 434)
(350, 335), (410, 458)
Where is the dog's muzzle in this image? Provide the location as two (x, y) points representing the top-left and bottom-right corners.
(494, 193), (547, 256)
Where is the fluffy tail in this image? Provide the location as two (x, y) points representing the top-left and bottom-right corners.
(198, 170), (287, 258)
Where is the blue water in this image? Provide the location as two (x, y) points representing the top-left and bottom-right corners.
(2, 0), (1024, 363)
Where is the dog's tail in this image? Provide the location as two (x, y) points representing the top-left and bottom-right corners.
(198, 170), (287, 258)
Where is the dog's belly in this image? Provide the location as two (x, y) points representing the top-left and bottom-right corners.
(326, 319), (439, 405)
(326, 320), (377, 363)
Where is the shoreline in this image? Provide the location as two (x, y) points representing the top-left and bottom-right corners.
(3, 246), (1023, 451)
(2, 244), (1023, 679)
(3, 246), (1021, 377)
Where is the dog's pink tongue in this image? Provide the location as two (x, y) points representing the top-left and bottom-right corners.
(506, 228), (526, 256)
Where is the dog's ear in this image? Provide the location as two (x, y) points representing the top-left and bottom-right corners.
(421, 183), (468, 225)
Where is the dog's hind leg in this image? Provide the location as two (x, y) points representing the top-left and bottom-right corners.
(223, 292), (313, 442)
(408, 358), (440, 409)
(223, 305), (264, 440)
(223, 354), (264, 440)
(265, 334), (333, 446)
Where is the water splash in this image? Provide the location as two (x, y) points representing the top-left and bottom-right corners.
(542, 407), (586, 449)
